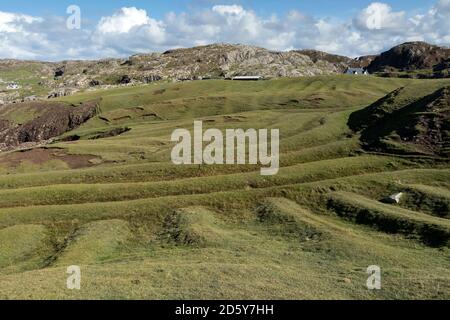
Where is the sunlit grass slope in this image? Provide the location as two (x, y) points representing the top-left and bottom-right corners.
(0, 76), (449, 299)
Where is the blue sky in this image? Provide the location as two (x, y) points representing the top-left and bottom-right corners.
(1, 0), (438, 20)
(0, 0), (449, 60)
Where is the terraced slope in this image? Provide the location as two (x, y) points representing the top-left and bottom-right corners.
(0, 76), (449, 299)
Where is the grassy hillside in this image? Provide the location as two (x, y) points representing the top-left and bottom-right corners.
(349, 83), (450, 156)
(0, 75), (449, 299)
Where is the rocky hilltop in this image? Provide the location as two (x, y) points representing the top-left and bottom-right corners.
(367, 42), (450, 75)
(296, 50), (375, 72)
(131, 44), (341, 78)
(56, 44), (353, 83)
(0, 44), (359, 105)
(0, 42), (449, 104)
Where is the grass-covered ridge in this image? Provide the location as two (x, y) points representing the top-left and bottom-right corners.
(0, 75), (449, 299)
(349, 83), (450, 157)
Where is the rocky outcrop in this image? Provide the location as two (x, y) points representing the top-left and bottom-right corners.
(434, 58), (450, 72)
(367, 42), (450, 73)
(1, 42), (449, 103)
(126, 44), (344, 79)
(349, 86), (450, 157)
(54, 66), (65, 78)
(296, 50), (375, 72)
(119, 75), (132, 84)
(47, 88), (79, 98)
(0, 100), (99, 150)
(353, 55), (378, 69)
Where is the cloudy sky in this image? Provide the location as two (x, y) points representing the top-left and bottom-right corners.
(0, 0), (449, 61)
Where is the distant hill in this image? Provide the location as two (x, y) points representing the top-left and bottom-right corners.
(298, 50), (376, 71)
(127, 44), (348, 79)
(367, 42), (450, 74)
(0, 44), (356, 105)
(0, 41), (449, 105)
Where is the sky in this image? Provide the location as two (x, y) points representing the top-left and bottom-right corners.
(0, 0), (449, 61)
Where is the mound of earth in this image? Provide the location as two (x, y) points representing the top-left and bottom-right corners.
(367, 42), (450, 73)
(349, 86), (450, 157)
(0, 100), (99, 150)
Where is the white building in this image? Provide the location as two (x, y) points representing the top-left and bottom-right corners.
(6, 82), (20, 90)
(231, 76), (263, 81)
(345, 68), (369, 75)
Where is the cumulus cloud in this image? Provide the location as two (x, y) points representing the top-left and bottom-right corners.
(0, 12), (49, 59)
(97, 7), (154, 34)
(93, 7), (166, 55)
(0, 11), (42, 33)
(354, 2), (406, 31)
(0, 1), (449, 61)
(212, 5), (245, 16)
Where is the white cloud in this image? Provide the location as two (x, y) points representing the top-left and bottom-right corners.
(437, 0), (450, 10)
(212, 5), (245, 16)
(0, 11), (41, 33)
(93, 7), (166, 55)
(0, 2), (449, 61)
(97, 7), (162, 35)
(0, 12), (48, 59)
(354, 2), (406, 31)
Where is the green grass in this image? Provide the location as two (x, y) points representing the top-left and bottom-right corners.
(0, 224), (50, 273)
(0, 106), (43, 124)
(0, 75), (449, 299)
(54, 219), (135, 266)
(327, 192), (450, 247)
(348, 83), (450, 156)
(0, 62), (53, 99)
(402, 184), (450, 218)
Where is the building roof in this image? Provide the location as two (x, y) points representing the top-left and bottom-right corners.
(7, 83), (20, 88)
(231, 76), (263, 80)
(345, 68), (367, 74)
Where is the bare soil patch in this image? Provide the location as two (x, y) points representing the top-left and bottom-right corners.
(0, 148), (101, 169)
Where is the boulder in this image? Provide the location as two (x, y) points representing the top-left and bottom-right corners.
(382, 192), (404, 204)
